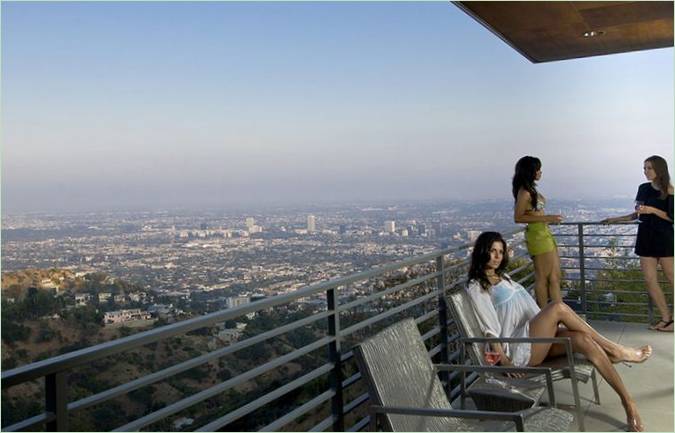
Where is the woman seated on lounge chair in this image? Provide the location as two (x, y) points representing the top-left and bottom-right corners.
(466, 231), (652, 432)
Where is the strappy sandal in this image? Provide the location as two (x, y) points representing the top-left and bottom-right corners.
(648, 319), (672, 330)
(656, 320), (674, 332)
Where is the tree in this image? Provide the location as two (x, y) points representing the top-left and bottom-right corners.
(1, 315), (31, 344)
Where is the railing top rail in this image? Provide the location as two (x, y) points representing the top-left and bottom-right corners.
(1, 227), (525, 387)
(555, 221), (638, 226)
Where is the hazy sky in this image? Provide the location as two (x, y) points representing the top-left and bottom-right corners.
(2, 2), (673, 213)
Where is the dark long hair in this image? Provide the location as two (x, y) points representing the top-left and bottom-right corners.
(512, 156), (541, 210)
(645, 155), (671, 200)
(467, 231), (510, 291)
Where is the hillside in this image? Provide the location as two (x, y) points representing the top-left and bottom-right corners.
(2, 268), (143, 299)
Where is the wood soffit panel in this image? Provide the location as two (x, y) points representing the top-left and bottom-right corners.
(454, 1), (674, 63)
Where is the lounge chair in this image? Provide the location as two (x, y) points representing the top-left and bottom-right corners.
(353, 318), (574, 431)
(446, 288), (600, 431)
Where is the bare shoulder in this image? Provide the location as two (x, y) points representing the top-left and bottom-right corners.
(516, 188), (532, 201)
(669, 185), (674, 195)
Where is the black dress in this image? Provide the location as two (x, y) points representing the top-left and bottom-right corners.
(634, 182), (674, 257)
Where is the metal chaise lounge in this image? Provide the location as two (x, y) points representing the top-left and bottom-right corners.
(353, 318), (574, 432)
(446, 288), (601, 431)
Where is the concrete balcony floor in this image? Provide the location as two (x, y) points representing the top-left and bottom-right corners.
(457, 320), (673, 432)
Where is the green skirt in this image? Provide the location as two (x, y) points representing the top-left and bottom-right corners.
(525, 222), (557, 256)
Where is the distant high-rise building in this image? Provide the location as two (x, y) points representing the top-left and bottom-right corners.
(226, 296), (250, 309)
(407, 225), (416, 236)
(200, 222), (208, 230)
(339, 224), (347, 235)
(245, 217), (255, 229)
(418, 224), (427, 236)
(467, 230), (481, 243)
(401, 229), (409, 237)
(432, 222), (442, 237)
(384, 220), (395, 233)
(307, 215), (316, 233)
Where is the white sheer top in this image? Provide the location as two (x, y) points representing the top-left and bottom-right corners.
(466, 276), (541, 366)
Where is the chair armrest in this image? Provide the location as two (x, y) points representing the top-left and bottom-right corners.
(460, 336), (571, 345)
(435, 363), (551, 376)
(370, 404), (525, 431)
(434, 364), (556, 407)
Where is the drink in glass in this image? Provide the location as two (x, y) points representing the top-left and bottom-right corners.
(635, 200), (644, 223)
(483, 343), (501, 365)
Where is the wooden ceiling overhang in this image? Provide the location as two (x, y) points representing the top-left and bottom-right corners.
(454, 1), (674, 63)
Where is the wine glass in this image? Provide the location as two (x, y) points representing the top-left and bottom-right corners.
(635, 200), (644, 223)
(483, 343), (501, 366)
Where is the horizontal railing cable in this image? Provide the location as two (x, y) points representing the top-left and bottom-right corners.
(69, 310), (332, 412)
(341, 290), (439, 337)
(342, 371), (361, 389)
(200, 365), (335, 432)
(256, 389), (335, 432)
(309, 416), (335, 432)
(3, 412), (55, 432)
(343, 392), (370, 415)
(347, 415), (370, 432)
(114, 337), (334, 431)
(340, 272), (440, 311)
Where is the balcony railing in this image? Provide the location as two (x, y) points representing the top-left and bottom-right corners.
(1, 223), (671, 431)
(550, 222), (672, 323)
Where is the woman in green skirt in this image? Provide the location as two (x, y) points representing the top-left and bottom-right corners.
(512, 156), (563, 308)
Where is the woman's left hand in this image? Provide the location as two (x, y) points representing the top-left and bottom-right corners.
(637, 205), (657, 215)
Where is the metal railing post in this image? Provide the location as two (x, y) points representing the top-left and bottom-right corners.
(436, 256), (450, 393)
(45, 372), (68, 431)
(326, 288), (344, 431)
(577, 223), (587, 315)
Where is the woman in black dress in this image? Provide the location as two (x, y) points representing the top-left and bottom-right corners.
(603, 155), (674, 331)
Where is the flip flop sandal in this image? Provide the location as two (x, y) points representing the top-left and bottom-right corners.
(649, 319), (671, 330)
(656, 320), (674, 332)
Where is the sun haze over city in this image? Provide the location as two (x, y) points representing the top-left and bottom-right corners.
(2, 1), (672, 213)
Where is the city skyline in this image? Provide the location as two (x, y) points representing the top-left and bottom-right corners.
(2, 2), (673, 213)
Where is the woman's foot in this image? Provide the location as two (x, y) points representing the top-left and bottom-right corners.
(625, 403), (645, 432)
(627, 415), (645, 432)
(610, 345), (652, 364)
(649, 318), (673, 331)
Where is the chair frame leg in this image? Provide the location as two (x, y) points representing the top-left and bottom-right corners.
(570, 374), (585, 431)
(369, 407), (377, 432)
(591, 370), (600, 405)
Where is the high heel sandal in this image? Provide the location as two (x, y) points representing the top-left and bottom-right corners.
(656, 319), (674, 332)
(649, 318), (673, 331)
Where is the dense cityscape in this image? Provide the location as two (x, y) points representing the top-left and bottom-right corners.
(1, 198), (644, 430)
(2, 199), (635, 299)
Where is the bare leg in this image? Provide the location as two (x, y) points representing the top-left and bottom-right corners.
(529, 302), (651, 364)
(657, 257), (674, 331)
(530, 328), (644, 431)
(532, 251), (557, 308)
(641, 257), (671, 326)
(548, 247), (562, 303)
